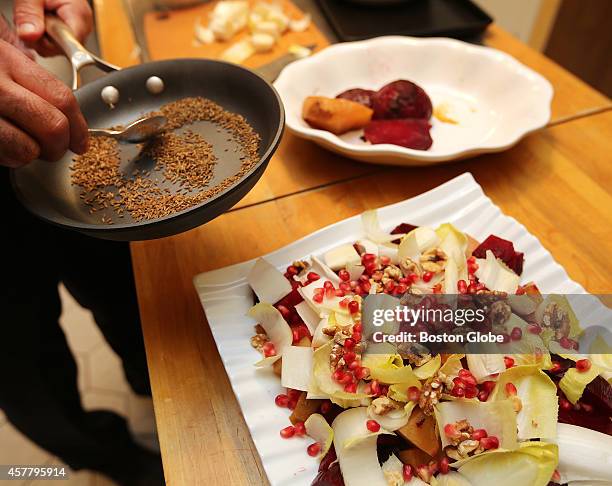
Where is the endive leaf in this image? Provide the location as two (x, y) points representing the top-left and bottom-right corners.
(559, 362), (601, 405)
(457, 442), (558, 486)
(304, 413), (334, 460)
(489, 365), (558, 440)
(414, 354), (442, 380)
(363, 354), (420, 384)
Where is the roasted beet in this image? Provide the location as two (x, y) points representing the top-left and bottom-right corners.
(336, 88), (376, 108)
(364, 119), (432, 150)
(472, 235), (525, 275)
(371, 80), (432, 120)
(312, 447), (344, 486)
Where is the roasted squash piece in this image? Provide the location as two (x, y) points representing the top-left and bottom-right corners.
(397, 448), (435, 469)
(290, 392), (323, 424)
(272, 358), (282, 378)
(396, 408), (440, 457)
(303, 96), (373, 135)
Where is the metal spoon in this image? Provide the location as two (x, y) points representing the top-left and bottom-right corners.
(89, 115), (167, 143)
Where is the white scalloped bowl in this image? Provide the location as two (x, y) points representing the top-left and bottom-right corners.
(274, 36), (553, 166)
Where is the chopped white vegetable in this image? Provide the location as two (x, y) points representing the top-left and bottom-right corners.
(251, 32), (276, 52)
(362, 210), (403, 244)
(101, 85), (119, 107)
(312, 316), (332, 348)
(247, 258), (292, 304)
(475, 250), (520, 294)
(220, 39), (255, 64)
(289, 13), (311, 32)
(251, 19), (281, 38)
(347, 261), (364, 281)
(378, 243), (399, 264)
(324, 244), (360, 271)
(145, 76), (164, 95)
(209, 1), (249, 41)
(194, 19), (215, 44)
(281, 346), (313, 391)
(310, 255), (342, 285)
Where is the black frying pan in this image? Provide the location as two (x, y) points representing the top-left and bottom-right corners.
(10, 18), (284, 241)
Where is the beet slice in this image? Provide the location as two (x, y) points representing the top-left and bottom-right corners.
(371, 80), (432, 120)
(364, 119), (432, 151)
(312, 447), (345, 486)
(472, 235), (525, 276)
(391, 223), (418, 244)
(336, 88), (376, 108)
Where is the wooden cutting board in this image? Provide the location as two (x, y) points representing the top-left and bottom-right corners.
(143, 0), (328, 67)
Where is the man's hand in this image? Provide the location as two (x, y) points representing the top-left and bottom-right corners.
(13, 0), (93, 57)
(0, 40), (88, 168)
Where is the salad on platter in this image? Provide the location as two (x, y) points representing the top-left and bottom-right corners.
(244, 209), (612, 486)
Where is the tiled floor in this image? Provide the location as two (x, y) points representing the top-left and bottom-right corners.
(0, 286), (159, 486)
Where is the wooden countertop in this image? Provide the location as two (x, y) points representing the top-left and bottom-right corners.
(93, 2), (612, 484)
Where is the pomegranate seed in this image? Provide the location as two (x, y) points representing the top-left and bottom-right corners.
(380, 255), (391, 266)
(359, 274), (370, 284)
(287, 399), (297, 410)
(407, 386), (420, 402)
(275, 394), (289, 407)
(408, 273), (419, 284)
(457, 279), (468, 294)
(394, 283), (408, 295)
(477, 390), (489, 402)
(339, 282), (351, 292)
(348, 301), (359, 314)
(354, 366), (369, 380)
(451, 386), (465, 398)
(439, 457), (450, 474)
(286, 266), (298, 276)
(403, 464), (413, 481)
(505, 382), (518, 396)
(339, 297), (351, 308)
(361, 253), (376, 263)
(313, 293), (323, 304)
(323, 281), (334, 290)
(481, 380), (496, 393)
(527, 323), (542, 334)
(549, 362), (562, 374)
(319, 401), (331, 414)
(422, 271), (433, 283)
(364, 263), (377, 275)
(462, 375), (477, 387)
(559, 336), (573, 349)
(348, 359), (361, 371)
(361, 281), (372, 293)
(333, 369), (345, 382)
(559, 398), (572, 411)
(344, 382), (357, 393)
(458, 369), (472, 378)
(428, 461), (439, 475)
(366, 420), (380, 432)
(370, 380), (380, 395)
(277, 304), (291, 319)
(263, 342), (276, 357)
(464, 387), (478, 399)
(384, 280), (396, 293)
(343, 351), (356, 363)
(471, 429), (488, 441)
(510, 327), (523, 341)
(307, 272), (320, 282)
(344, 338), (356, 350)
(287, 388), (301, 400)
(294, 422), (306, 436)
(307, 442), (321, 457)
(480, 436), (499, 450)
(334, 288), (345, 297)
(325, 287), (335, 299)
(576, 359), (591, 373)
(504, 356), (515, 368)
(353, 323), (363, 333)
(444, 423), (460, 439)
(352, 332), (362, 342)
(339, 373), (354, 385)
(338, 269), (350, 281)
(280, 426), (295, 439)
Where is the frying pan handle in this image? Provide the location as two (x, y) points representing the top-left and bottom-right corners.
(45, 15), (120, 90)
